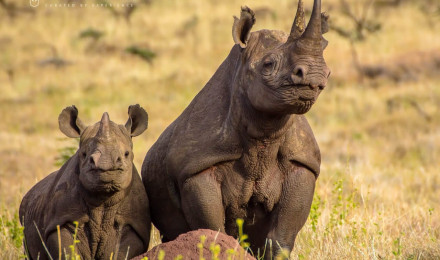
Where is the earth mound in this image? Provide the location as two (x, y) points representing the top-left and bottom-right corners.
(133, 229), (256, 260)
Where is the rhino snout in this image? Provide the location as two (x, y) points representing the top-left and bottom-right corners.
(89, 150), (124, 172)
(290, 63), (328, 89)
(90, 151), (101, 168)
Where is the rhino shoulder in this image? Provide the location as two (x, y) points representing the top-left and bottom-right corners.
(19, 169), (59, 227)
(20, 153), (86, 253)
(283, 115), (321, 176)
(117, 166), (151, 247)
(35, 154), (89, 239)
(165, 117), (242, 185)
(163, 74), (242, 184)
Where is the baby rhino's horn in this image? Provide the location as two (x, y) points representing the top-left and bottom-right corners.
(97, 112), (111, 141)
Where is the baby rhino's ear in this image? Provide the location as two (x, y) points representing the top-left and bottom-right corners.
(232, 6), (256, 48)
(125, 104), (148, 137)
(58, 105), (86, 138)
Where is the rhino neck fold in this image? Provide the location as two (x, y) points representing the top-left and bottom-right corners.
(228, 89), (294, 141)
(80, 181), (132, 208)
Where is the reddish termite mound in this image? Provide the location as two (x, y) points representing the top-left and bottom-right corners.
(133, 229), (255, 260)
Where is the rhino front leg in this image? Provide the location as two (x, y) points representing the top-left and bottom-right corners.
(180, 168), (225, 232)
(46, 228), (76, 259)
(46, 224), (91, 259)
(266, 165), (316, 259)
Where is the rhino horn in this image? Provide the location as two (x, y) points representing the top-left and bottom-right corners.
(289, 0), (306, 40)
(301, 0), (322, 41)
(97, 112), (111, 140)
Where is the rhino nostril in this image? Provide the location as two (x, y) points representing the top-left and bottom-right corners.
(292, 65), (307, 81)
(294, 67), (304, 78)
(90, 152), (101, 167)
(116, 157), (122, 163)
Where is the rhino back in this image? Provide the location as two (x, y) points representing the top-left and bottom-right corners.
(163, 46), (244, 185)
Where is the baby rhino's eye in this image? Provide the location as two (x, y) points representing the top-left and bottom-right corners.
(124, 151), (130, 158)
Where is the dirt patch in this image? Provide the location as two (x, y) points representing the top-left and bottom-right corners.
(132, 229), (255, 260)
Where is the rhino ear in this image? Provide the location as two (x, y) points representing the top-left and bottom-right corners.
(232, 6), (255, 48)
(58, 105), (86, 138)
(321, 12), (329, 34)
(321, 12), (329, 50)
(125, 104), (148, 137)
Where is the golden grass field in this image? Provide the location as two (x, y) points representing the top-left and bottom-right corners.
(0, 0), (439, 259)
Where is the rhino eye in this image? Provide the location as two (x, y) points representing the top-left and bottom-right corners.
(263, 61), (274, 68)
(261, 55), (278, 76)
(82, 152), (87, 159)
(124, 151), (130, 158)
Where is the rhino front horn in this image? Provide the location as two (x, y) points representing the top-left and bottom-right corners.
(301, 0), (322, 40)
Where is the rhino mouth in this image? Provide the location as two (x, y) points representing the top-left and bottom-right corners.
(90, 169), (124, 182)
(80, 168), (128, 193)
(278, 84), (318, 113)
(294, 84), (319, 95)
(280, 84), (319, 100)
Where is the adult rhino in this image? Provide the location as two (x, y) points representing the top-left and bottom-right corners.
(20, 105), (150, 260)
(142, 0), (330, 258)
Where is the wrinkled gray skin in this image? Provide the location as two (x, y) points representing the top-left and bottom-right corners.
(20, 105), (150, 260)
(142, 0), (330, 258)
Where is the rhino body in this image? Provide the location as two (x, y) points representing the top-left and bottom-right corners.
(20, 105), (150, 260)
(142, 0), (330, 257)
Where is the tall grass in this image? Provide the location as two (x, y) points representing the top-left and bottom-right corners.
(0, 210), (25, 259)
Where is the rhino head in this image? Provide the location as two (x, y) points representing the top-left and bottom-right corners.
(58, 105), (148, 195)
(232, 0), (330, 115)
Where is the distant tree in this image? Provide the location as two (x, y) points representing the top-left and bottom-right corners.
(0, 0), (35, 19)
(330, 0), (382, 81)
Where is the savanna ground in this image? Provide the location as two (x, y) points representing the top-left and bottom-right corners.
(0, 0), (439, 259)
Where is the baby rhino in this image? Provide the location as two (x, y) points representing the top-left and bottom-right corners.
(19, 105), (150, 260)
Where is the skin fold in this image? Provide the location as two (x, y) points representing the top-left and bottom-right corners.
(20, 105), (150, 260)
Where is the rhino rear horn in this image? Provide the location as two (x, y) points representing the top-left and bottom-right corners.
(58, 105), (86, 138)
(232, 6), (256, 48)
(289, 0), (306, 40)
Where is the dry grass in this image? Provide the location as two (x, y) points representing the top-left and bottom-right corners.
(0, 0), (439, 259)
